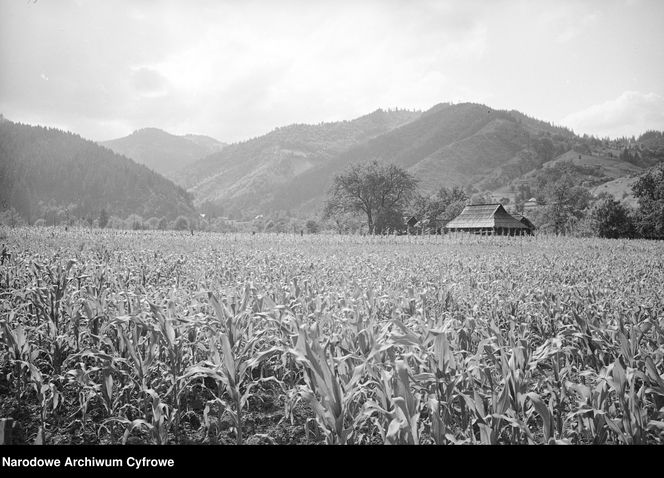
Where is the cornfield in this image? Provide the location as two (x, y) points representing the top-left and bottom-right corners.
(1, 227), (663, 445)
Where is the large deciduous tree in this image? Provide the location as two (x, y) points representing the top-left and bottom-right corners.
(632, 163), (664, 239)
(590, 196), (635, 239)
(409, 186), (468, 232)
(542, 174), (592, 234)
(323, 161), (418, 234)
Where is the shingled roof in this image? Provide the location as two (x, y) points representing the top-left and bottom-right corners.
(445, 204), (529, 230)
(511, 212), (537, 231)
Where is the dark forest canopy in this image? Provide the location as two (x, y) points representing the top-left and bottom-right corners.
(0, 120), (196, 224)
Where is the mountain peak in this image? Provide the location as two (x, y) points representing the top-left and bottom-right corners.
(185, 102), (632, 217)
(131, 127), (172, 137)
(100, 128), (225, 181)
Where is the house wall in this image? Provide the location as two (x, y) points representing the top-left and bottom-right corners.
(447, 227), (531, 236)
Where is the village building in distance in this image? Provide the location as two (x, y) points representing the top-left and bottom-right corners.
(523, 197), (539, 212)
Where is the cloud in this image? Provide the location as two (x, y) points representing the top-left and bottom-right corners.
(1, 0), (662, 143)
(0, 0), (496, 141)
(561, 91), (664, 138)
(131, 67), (169, 97)
(555, 12), (599, 43)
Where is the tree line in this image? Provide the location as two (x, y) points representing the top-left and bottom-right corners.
(321, 160), (664, 239)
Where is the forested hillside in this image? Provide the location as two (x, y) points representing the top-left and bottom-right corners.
(248, 103), (579, 214)
(184, 108), (421, 212)
(2, 104), (662, 231)
(185, 102), (663, 222)
(0, 120), (196, 224)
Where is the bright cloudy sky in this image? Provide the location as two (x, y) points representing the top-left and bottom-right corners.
(1, 0), (663, 142)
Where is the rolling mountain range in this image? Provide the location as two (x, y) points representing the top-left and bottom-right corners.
(268, 104), (576, 212)
(100, 128), (226, 181)
(181, 102), (662, 217)
(3, 103), (663, 225)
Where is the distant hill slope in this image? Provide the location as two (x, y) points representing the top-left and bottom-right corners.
(208, 102), (579, 214)
(0, 120), (196, 222)
(182, 134), (227, 153)
(591, 176), (640, 207)
(195, 102), (660, 217)
(100, 128), (226, 181)
(543, 150), (643, 177)
(184, 108), (421, 211)
(490, 150), (649, 206)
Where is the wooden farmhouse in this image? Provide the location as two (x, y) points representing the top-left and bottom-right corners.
(445, 204), (533, 235)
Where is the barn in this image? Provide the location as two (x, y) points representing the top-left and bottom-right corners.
(406, 216), (419, 228)
(402, 216), (448, 234)
(510, 212), (537, 234)
(444, 204), (532, 235)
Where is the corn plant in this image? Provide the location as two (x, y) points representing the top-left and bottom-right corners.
(364, 359), (422, 444)
(290, 326), (366, 444)
(2, 228), (664, 445)
(118, 389), (173, 445)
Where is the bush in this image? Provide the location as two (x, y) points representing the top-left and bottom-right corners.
(107, 216), (124, 229)
(145, 217), (160, 230)
(305, 220), (319, 234)
(0, 208), (25, 227)
(591, 197), (635, 239)
(174, 216), (189, 231)
(99, 209), (109, 229)
(126, 214), (144, 231)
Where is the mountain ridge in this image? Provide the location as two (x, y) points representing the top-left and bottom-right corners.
(182, 108), (422, 207)
(100, 127), (226, 181)
(186, 102), (586, 215)
(0, 120), (196, 223)
(184, 102), (664, 218)
(3, 103), (663, 225)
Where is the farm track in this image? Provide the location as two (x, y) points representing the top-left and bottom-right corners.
(1, 227), (663, 444)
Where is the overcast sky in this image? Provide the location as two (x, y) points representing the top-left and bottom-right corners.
(1, 0), (663, 143)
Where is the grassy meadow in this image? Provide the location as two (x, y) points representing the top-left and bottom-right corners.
(1, 227), (663, 444)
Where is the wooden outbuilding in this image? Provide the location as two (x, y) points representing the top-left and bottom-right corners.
(406, 216), (419, 228)
(510, 212), (537, 234)
(444, 204), (532, 235)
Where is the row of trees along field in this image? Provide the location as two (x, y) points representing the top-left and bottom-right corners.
(322, 160), (664, 239)
(0, 205), (195, 233)
(3, 159), (662, 239)
(0, 202), (325, 236)
(2, 157), (662, 239)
